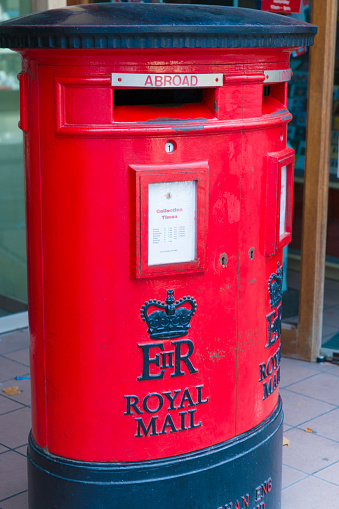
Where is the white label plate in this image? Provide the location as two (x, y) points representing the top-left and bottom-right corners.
(148, 181), (196, 266)
(111, 73), (223, 88)
(264, 69), (292, 83)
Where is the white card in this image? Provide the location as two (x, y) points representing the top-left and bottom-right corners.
(148, 181), (196, 266)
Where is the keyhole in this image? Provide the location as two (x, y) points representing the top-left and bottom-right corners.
(249, 248), (255, 260)
(220, 253), (228, 267)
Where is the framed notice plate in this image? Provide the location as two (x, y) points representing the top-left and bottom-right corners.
(265, 149), (295, 256)
(279, 165), (287, 238)
(130, 162), (209, 278)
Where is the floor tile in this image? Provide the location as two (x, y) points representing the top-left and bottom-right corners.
(0, 357), (30, 384)
(301, 408), (339, 442)
(0, 444), (10, 454)
(285, 372), (339, 406)
(0, 407), (31, 449)
(0, 491), (28, 509)
(0, 330), (29, 356)
(306, 360), (337, 371)
(13, 445), (27, 458)
(281, 464), (308, 489)
(0, 395), (23, 416)
(322, 306), (339, 329)
(283, 422), (292, 432)
(282, 475), (339, 508)
(327, 364), (339, 377)
(0, 451), (28, 502)
(4, 348), (29, 367)
(280, 358), (321, 388)
(281, 389), (336, 427)
(315, 461), (339, 485)
(1, 378), (31, 407)
(283, 427), (339, 474)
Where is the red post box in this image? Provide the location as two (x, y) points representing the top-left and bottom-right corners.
(0, 5), (316, 509)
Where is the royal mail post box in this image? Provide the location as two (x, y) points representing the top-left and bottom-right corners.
(0, 5), (316, 509)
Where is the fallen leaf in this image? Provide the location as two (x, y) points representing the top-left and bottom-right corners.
(2, 386), (22, 396)
(305, 427), (313, 433)
(283, 436), (290, 446)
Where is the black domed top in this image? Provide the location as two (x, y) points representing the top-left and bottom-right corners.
(0, 3), (317, 50)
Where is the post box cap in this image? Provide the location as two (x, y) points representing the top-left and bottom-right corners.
(0, 3), (317, 50)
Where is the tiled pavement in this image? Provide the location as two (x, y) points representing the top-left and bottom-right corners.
(0, 276), (339, 507)
(281, 359), (339, 507)
(0, 329), (30, 509)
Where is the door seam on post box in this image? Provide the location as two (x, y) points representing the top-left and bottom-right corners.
(37, 61), (49, 449)
(235, 130), (243, 438)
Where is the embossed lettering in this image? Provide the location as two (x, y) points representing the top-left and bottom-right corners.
(263, 367), (280, 400)
(124, 395), (143, 415)
(259, 347), (281, 400)
(160, 413), (177, 434)
(135, 416), (158, 437)
(220, 495), (249, 509)
(178, 387), (195, 408)
(255, 478), (273, 502)
(143, 393), (163, 414)
(138, 343), (165, 381)
(196, 384), (209, 405)
(172, 339), (198, 377)
(138, 339), (198, 381)
(126, 385), (209, 437)
(134, 409), (202, 437)
(179, 411), (187, 431)
(241, 494), (249, 508)
(259, 363), (267, 382)
(188, 409), (202, 429)
(125, 386), (209, 415)
(163, 389), (181, 410)
(161, 351), (174, 369)
(266, 303), (282, 348)
(267, 357), (275, 376)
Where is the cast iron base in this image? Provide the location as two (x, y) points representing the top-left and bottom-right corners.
(28, 398), (283, 509)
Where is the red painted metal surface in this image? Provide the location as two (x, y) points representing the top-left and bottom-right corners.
(21, 48), (293, 462)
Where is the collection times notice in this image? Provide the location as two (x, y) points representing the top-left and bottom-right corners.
(148, 180), (197, 266)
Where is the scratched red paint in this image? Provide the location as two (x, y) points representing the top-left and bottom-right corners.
(19, 48), (293, 462)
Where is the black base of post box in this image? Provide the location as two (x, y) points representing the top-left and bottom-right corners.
(28, 399), (283, 509)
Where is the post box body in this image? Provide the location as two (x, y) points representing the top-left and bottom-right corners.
(0, 5), (316, 509)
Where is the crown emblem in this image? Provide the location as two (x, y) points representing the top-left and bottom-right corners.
(268, 262), (283, 309)
(141, 289), (197, 340)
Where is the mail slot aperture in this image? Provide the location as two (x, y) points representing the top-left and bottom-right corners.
(113, 87), (216, 121)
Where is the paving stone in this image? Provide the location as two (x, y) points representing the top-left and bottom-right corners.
(0, 451), (27, 502)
